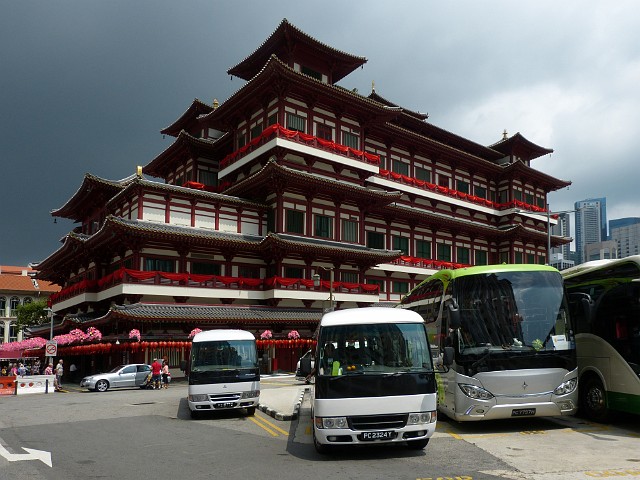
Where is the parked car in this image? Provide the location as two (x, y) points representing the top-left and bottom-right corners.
(295, 349), (315, 380)
(80, 364), (151, 392)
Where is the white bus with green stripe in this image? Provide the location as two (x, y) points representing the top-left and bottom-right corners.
(562, 255), (640, 421)
(400, 264), (579, 421)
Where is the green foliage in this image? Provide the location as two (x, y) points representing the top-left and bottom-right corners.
(15, 300), (49, 331)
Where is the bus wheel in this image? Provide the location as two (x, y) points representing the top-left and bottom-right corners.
(581, 376), (609, 423)
(406, 438), (429, 450)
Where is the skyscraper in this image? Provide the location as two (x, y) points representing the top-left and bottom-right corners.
(610, 217), (640, 258)
(574, 197), (607, 264)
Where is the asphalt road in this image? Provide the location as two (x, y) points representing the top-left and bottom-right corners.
(1, 378), (639, 480)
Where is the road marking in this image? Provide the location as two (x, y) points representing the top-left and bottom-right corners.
(249, 414), (290, 437)
(0, 443), (52, 467)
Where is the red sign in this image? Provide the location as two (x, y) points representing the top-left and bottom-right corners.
(45, 342), (57, 356)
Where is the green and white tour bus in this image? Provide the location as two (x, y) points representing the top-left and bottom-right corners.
(562, 255), (640, 421)
(399, 264), (579, 421)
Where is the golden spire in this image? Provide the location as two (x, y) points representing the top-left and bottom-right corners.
(371, 80), (375, 93)
(213, 98), (219, 109)
(502, 129), (508, 140)
(136, 166), (142, 177)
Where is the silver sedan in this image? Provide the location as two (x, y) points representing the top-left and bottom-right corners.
(80, 364), (151, 392)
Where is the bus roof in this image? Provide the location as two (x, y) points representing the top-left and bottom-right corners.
(320, 307), (424, 327)
(192, 329), (255, 343)
(417, 263), (559, 286)
(561, 255), (640, 280)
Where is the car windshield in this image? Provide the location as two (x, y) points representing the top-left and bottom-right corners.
(453, 270), (572, 354)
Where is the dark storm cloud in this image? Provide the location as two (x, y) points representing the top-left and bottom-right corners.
(1, 1), (638, 265)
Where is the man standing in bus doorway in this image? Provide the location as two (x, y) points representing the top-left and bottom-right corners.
(151, 358), (162, 390)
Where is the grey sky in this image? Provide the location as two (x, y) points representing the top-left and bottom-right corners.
(2, 1), (638, 266)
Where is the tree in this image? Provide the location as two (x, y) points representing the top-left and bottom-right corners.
(15, 300), (49, 331)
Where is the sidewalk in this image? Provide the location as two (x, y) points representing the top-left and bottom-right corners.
(258, 378), (309, 421)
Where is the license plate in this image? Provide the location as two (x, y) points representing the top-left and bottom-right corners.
(360, 431), (395, 441)
(215, 402), (236, 409)
(512, 408), (536, 417)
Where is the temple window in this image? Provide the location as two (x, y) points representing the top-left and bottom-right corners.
(315, 122), (333, 141)
(392, 235), (409, 255)
(392, 281), (409, 294)
(527, 253), (536, 264)
(0, 297), (6, 316)
(285, 209), (305, 234)
(197, 169), (217, 187)
(456, 247), (470, 264)
(144, 257), (175, 273)
(415, 167), (431, 182)
(475, 250), (488, 265)
(286, 113), (306, 132)
(341, 219), (358, 243)
(515, 251), (523, 263)
(474, 185), (486, 199)
(191, 262), (221, 275)
(9, 296), (20, 317)
(416, 240), (432, 259)
(342, 131), (359, 149)
(301, 65), (322, 81)
(284, 266), (304, 279)
(437, 175), (450, 188)
(366, 231), (385, 249)
(513, 190), (523, 201)
(238, 266), (260, 278)
(456, 180), (469, 194)
(236, 131), (246, 148)
(525, 192), (534, 204)
(267, 112), (278, 126)
(391, 159), (409, 176)
(367, 278), (385, 293)
(436, 243), (451, 262)
(341, 272), (358, 283)
(250, 123), (263, 140)
(314, 214), (333, 239)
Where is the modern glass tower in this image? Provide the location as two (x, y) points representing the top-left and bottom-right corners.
(574, 197), (607, 265)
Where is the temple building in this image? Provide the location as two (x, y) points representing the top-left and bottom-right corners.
(33, 19), (571, 375)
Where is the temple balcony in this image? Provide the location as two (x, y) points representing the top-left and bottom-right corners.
(218, 124), (380, 179)
(49, 269), (380, 312)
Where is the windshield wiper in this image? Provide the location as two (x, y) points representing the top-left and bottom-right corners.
(471, 348), (491, 369)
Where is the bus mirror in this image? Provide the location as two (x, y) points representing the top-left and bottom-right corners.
(442, 346), (454, 367)
(448, 301), (461, 329)
(580, 297), (594, 325)
(179, 360), (187, 372)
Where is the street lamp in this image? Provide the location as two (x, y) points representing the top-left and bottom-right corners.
(46, 307), (54, 340)
(312, 266), (334, 312)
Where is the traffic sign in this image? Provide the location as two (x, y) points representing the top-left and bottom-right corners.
(45, 341), (57, 357)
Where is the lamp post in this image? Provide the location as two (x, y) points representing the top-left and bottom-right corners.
(312, 266), (334, 312)
(46, 307), (54, 341)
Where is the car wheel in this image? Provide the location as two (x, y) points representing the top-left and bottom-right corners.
(406, 438), (429, 450)
(245, 406), (256, 416)
(190, 409), (202, 420)
(581, 375), (609, 422)
(95, 380), (109, 392)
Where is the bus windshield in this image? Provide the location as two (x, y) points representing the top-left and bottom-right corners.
(453, 270), (572, 354)
(316, 322), (433, 376)
(190, 340), (258, 372)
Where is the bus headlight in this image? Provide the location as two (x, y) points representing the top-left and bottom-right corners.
(189, 394), (208, 402)
(315, 416), (348, 429)
(241, 390), (260, 398)
(408, 411), (437, 424)
(459, 384), (495, 400)
(553, 378), (577, 395)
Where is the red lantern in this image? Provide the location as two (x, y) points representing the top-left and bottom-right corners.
(141, 341), (149, 349)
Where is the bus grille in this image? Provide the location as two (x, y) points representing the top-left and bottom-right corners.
(349, 414), (408, 430)
(208, 393), (241, 402)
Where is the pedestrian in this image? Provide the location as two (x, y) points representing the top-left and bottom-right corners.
(17, 363), (27, 376)
(1, 365), (7, 376)
(55, 359), (64, 391)
(44, 362), (53, 376)
(69, 362), (77, 383)
(151, 358), (162, 390)
(161, 361), (170, 389)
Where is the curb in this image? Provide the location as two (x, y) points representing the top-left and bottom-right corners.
(258, 386), (308, 421)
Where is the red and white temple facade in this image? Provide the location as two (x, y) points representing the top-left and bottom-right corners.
(33, 19), (571, 375)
